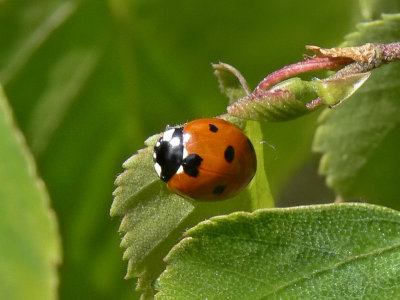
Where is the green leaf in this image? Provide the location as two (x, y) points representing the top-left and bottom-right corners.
(0, 86), (61, 300)
(314, 72), (371, 106)
(111, 121), (274, 297)
(313, 14), (400, 208)
(227, 78), (316, 122)
(262, 113), (320, 203)
(244, 120), (274, 209)
(213, 63), (250, 105)
(0, 0), (357, 299)
(1, 1), (139, 298)
(156, 203), (400, 299)
(226, 72), (370, 122)
(358, 0), (400, 21)
(219, 60), (371, 122)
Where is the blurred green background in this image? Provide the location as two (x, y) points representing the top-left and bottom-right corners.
(0, 0), (363, 299)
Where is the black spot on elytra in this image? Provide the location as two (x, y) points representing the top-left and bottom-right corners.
(209, 124), (218, 133)
(213, 185), (226, 195)
(182, 154), (203, 177)
(224, 145), (235, 163)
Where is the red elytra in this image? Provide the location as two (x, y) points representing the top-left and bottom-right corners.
(165, 118), (257, 201)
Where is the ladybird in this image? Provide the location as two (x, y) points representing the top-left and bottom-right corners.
(153, 118), (257, 201)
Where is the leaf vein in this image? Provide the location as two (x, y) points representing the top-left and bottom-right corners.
(267, 241), (400, 296)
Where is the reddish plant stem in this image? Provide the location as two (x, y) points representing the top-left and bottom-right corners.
(254, 57), (353, 93)
(378, 42), (400, 62)
(331, 43), (400, 79)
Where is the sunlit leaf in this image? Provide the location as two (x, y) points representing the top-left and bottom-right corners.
(157, 203), (400, 299)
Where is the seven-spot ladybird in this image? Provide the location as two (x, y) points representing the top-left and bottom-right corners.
(153, 118), (257, 201)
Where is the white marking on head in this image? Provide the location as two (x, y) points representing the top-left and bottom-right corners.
(176, 165), (184, 174)
(163, 129), (175, 142)
(183, 148), (188, 159)
(154, 163), (162, 177)
(169, 136), (181, 147)
(183, 132), (191, 144)
(155, 141), (161, 147)
(153, 152), (157, 159)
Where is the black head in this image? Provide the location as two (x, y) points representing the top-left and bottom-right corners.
(153, 127), (184, 182)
